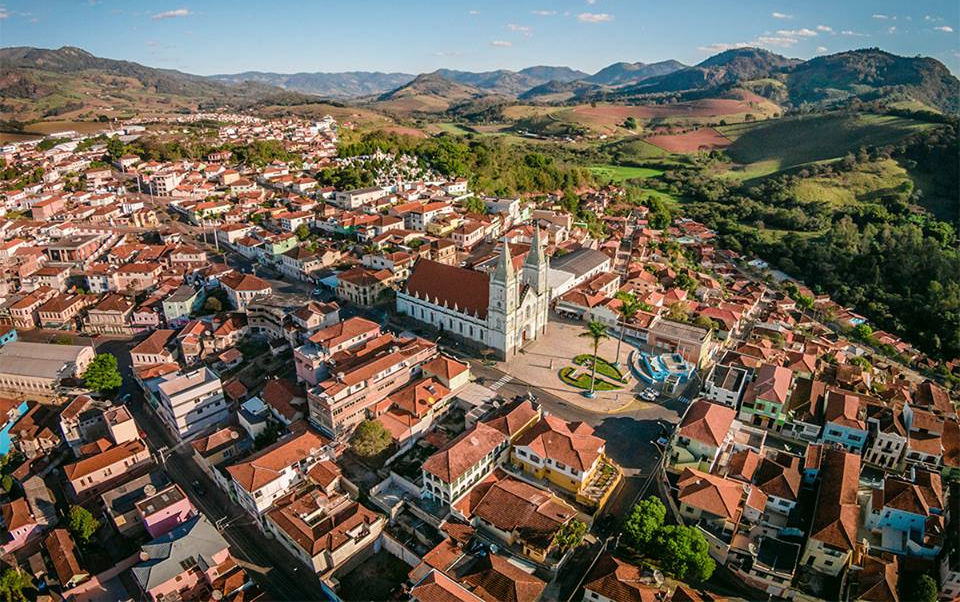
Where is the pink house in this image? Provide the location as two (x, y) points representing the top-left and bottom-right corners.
(1, 498), (41, 553)
(64, 439), (153, 501)
(135, 484), (196, 539)
(132, 515), (232, 602)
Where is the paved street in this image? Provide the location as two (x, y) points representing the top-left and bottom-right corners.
(102, 337), (326, 601)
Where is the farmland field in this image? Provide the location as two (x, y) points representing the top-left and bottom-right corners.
(644, 127), (731, 153)
(588, 165), (664, 182)
(717, 113), (932, 181)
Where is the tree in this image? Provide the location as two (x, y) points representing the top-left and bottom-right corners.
(68, 505), (100, 544)
(578, 321), (609, 395)
(653, 524), (715, 582)
(462, 196), (487, 215)
(0, 567), (33, 602)
(693, 315), (717, 331)
(553, 519), (587, 553)
(623, 117), (638, 130)
(106, 137), (125, 160)
(204, 296), (222, 313)
(82, 353), (123, 393)
(853, 323), (874, 341)
(624, 496), (666, 548)
(295, 223), (311, 241)
(902, 574), (937, 602)
(254, 421), (281, 450)
(666, 301), (690, 323)
(795, 294), (815, 311)
(350, 420), (393, 457)
(613, 292), (641, 367)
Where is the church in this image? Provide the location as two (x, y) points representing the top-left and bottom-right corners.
(397, 228), (550, 359)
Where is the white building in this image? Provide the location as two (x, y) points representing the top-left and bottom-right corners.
(398, 230), (550, 360)
(156, 367), (229, 440)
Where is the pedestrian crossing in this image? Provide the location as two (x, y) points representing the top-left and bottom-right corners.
(676, 395), (690, 404)
(490, 374), (512, 391)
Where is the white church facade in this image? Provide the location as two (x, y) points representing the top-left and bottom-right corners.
(397, 229), (550, 359)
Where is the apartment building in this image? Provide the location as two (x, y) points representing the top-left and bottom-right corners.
(63, 439), (153, 500)
(421, 422), (508, 507)
(294, 317), (381, 385)
(306, 334), (437, 437)
(156, 367), (229, 441)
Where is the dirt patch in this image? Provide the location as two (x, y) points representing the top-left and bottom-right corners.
(380, 125), (428, 138)
(644, 127), (732, 153)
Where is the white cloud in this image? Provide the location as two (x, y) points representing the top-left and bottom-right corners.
(490, 40), (512, 47)
(841, 30), (868, 37)
(507, 24), (532, 36)
(771, 12), (792, 19)
(0, 7), (8, 19)
(468, 10), (479, 15)
(756, 35), (799, 47)
(816, 46), (828, 53)
(924, 15), (942, 22)
(577, 12), (613, 23)
(531, 10), (556, 16)
(586, 0), (598, 4)
(697, 42), (752, 53)
(777, 28), (818, 37)
(934, 25), (954, 33)
(872, 14), (890, 20)
(887, 26), (897, 34)
(151, 8), (190, 20)
(433, 51), (462, 57)
(816, 25), (833, 32)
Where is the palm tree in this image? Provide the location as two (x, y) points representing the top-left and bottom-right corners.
(613, 292), (641, 368)
(579, 321), (609, 396)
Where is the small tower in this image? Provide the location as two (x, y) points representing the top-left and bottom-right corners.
(522, 226), (548, 295)
(489, 238), (517, 315)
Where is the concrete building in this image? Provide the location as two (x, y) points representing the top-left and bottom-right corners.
(156, 368), (229, 441)
(0, 341), (94, 394)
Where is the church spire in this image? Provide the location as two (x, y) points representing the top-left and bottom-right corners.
(492, 238), (514, 283)
(524, 226), (545, 269)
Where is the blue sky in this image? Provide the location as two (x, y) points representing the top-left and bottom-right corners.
(2, 1), (958, 75)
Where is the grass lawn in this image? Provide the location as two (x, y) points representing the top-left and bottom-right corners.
(588, 164), (664, 183)
(717, 113), (933, 181)
(559, 367), (622, 391)
(790, 159), (911, 208)
(574, 354), (627, 382)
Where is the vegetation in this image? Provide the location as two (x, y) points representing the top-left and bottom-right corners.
(558, 367), (621, 391)
(578, 321), (610, 395)
(624, 496), (666, 548)
(82, 353), (123, 393)
(573, 355), (625, 383)
(350, 419), (393, 457)
(0, 568), (33, 602)
(613, 292), (642, 365)
(553, 519), (588, 554)
(339, 131), (593, 196)
(901, 574), (938, 602)
(67, 505), (100, 544)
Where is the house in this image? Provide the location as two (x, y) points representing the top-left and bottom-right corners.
(422, 422), (509, 507)
(863, 404), (907, 471)
(460, 553), (547, 602)
(294, 316), (381, 385)
(226, 426), (333, 518)
(336, 267), (392, 307)
(220, 272), (272, 311)
(191, 425), (252, 482)
(84, 293), (135, 334)
(821, 390), (869, 453)
(738, 364), (795, 431)
(131, 515), (232, 602)
(702, 363), (750, 408)
(410, 570), (483, 602)
(100, 471), (172, 536)
(668, 400), (737, 472)
(1, 498), (42, 554)
(156, 367), (229, 441)
(130, 329), (177, 367)
(511, 415), (607, 499)
(675, 468), (746, 563)
(462, 472), (577, 564)
(136, 484), (197, 539)
(865, 469), (944, 558)
(583, 554), (662, 602)
(800, 448), (861, 576)
(162, 285), (202, 326)
(265, 487), (384, 575)
(45, 528), (89, 589)
(64, 439), (153, 500)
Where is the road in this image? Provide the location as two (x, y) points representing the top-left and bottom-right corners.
(101, 337), (326, 601)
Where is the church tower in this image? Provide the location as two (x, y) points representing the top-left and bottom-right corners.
(522, 226), (548, 295)
(488, 239), (517, 357)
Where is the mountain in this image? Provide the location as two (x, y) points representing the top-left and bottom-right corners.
(431, 66), (588, 96)
(519, 80), (604, 102)
(209, 70), (415, 98)
(785, 48), (960, 113)
(623, 48), (800, 95)
(583, 60), (687, 86)
(371, 73), (496, 115)
(0, 46), (312, 121)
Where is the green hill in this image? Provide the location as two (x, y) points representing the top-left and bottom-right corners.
(717, 113), (932, 180)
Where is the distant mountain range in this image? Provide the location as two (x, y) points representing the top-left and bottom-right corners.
(2, 45), (957, 123)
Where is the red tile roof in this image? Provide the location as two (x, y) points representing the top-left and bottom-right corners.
(405, 259), (490, 319)
(422, 422), (506, 484)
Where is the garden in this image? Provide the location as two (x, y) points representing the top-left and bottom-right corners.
(558, 354), (629, 392)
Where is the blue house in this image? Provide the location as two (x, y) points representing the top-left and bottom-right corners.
(0, 326), (17, 347)
(0, 399), (30, 456)
(821, 390), (868, 453)
(866, 470), (944, 558)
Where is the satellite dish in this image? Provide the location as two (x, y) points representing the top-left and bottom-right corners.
(143, 484), (156, 496)
(211, 591), (223, 601)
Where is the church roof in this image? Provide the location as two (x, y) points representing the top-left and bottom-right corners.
(405, 258), (491, 319)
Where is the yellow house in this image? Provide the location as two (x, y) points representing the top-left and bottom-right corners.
(511, 415), (616, 506)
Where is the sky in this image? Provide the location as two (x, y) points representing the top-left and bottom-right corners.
(1, 1), (958, 75)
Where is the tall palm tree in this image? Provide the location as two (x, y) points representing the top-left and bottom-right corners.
(579, 321), (609, 396)
(613, 292), (642, 368)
